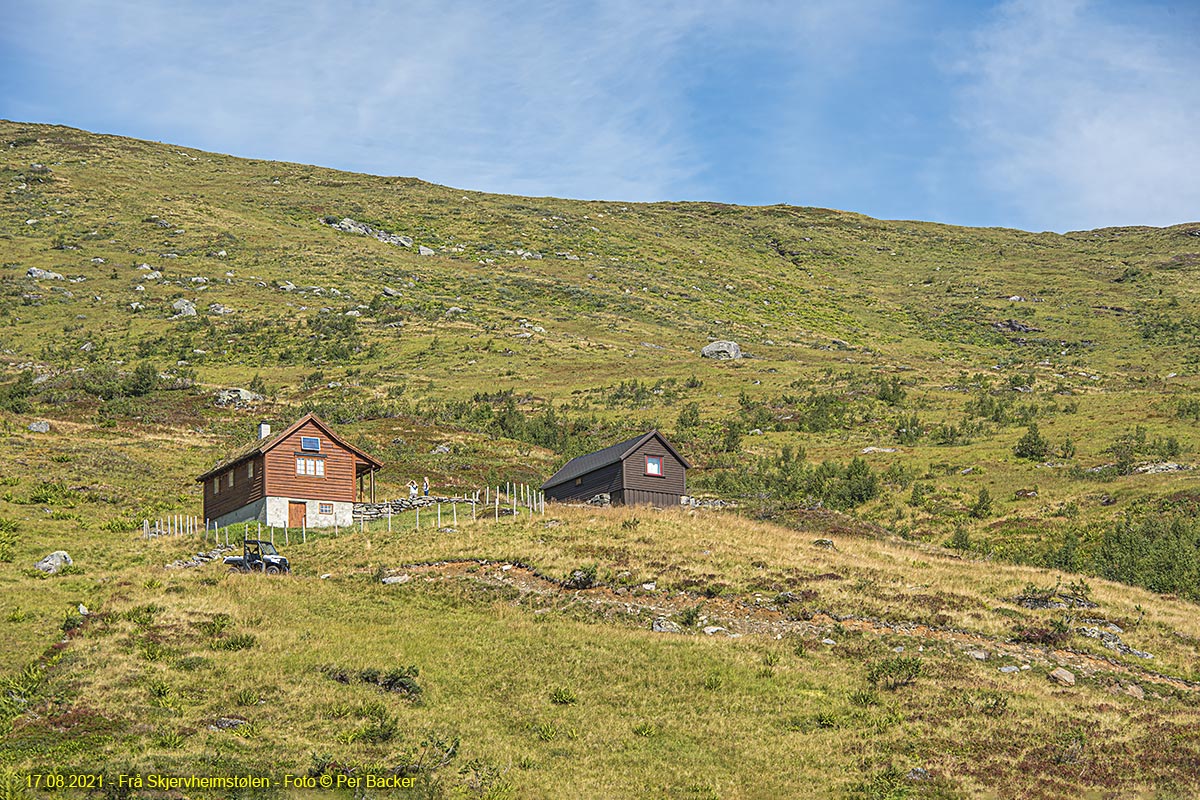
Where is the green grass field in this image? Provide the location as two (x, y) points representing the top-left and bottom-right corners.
(1, 120), (1200, 798)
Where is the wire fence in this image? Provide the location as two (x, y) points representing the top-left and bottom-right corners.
(143, 482), (547, 548)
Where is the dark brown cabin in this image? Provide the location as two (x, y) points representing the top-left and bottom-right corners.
(197, 413), (383, 529)
(541, 430), (690, 508)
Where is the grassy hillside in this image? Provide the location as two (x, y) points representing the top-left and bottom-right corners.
(2, 121), (1200, 798)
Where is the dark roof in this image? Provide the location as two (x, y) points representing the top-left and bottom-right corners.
(541, 430), (690, 490)
(196, 412), (383, 481)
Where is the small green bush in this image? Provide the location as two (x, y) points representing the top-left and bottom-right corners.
(632, 722), (658, 738)
(28, 482), (78, 505)
(1013, 423), (1050, 461)
(0, 525), (16, 562)
(866, 656), (923, 690)
(969, 487), (992, 519)
(212, 633), (257, 651)
(549, 687), (577, 706)
(194, 614), (234, 638)
(379, 666), (421, 699)
(156, 729), (185, 749)
(977, 690), (1008, 717)
(122, 604), (160, 626)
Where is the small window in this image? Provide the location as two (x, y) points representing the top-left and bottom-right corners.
(297, 457), (324, 476)
(645, 455), (664, 477)
(247, 461), (254, 480)
(301, 436), (321, 452)
(575, 477), (582, 486)
(213, 477), (219, 495)
(319, 503), (333, 515)
(228, 471), (234, 488)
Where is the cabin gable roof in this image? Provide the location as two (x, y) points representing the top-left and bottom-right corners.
(541, 430), (689, 490)
(196, 412), (383, 482)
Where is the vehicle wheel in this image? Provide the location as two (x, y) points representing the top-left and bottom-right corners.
(228, 566), (242, 574)
(266, 565), (280, 575)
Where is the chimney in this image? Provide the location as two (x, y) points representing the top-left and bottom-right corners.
(256, 421), (271, 440)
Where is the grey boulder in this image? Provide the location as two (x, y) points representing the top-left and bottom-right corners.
(35, 551), (73, 574)
(27, 267), (64, 281)
(701, 340), (741, 360)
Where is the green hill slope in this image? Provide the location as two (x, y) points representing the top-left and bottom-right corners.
(2, 121), (1200, 797)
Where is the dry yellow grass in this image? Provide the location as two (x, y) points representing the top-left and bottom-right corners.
(4, 506), (1196, 798)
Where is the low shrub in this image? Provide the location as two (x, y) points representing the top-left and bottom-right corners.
(320, 663), (422, 701)
(211, 633), (257, 652)
(866, 656), (923, 690)
(676, 603), (704, 627)
(549, 687), (577, 706)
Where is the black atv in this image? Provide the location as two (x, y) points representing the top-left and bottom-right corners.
(224, 539), (291, 575)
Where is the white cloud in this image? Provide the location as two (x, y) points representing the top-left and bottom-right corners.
(4, 0), (901, 204)
(955, 0), (1200, 231)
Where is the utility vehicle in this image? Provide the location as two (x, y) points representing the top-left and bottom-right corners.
(224, 539), (290, 574)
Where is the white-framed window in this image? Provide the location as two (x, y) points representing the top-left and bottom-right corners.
(645, 455), (664, 477)
(296, 457), (325, 477)
(227, 471), (234, 488)
(319, 503), (333, 514)
(247, 461), (254, 480)
(301, 436), (321, 452)
(212, 476), (219, 495)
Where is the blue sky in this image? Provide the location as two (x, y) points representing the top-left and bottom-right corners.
(2, 0), (1197, 232)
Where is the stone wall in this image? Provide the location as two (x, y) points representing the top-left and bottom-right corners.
(353, 496), (479, 521)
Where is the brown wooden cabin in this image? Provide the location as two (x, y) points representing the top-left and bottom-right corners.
(541, 430), (690, 508)
(197, 413), (383, 529)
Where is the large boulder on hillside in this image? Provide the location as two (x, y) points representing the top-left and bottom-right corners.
(35, 551), (72, 574)
(26, 267), (64, 281)
(213, 388), (263, 408)
(701, 340), (742, 360)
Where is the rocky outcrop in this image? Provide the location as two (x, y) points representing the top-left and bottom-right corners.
(26, 267), (64, 280)
(35, 551), (72, 574)
(701, 340), (741, 360)
(321, 217), (414, 248)
(993, 319), (1040, 334)
(213, 388), (263, 407)
(166, 545), (234, 569)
